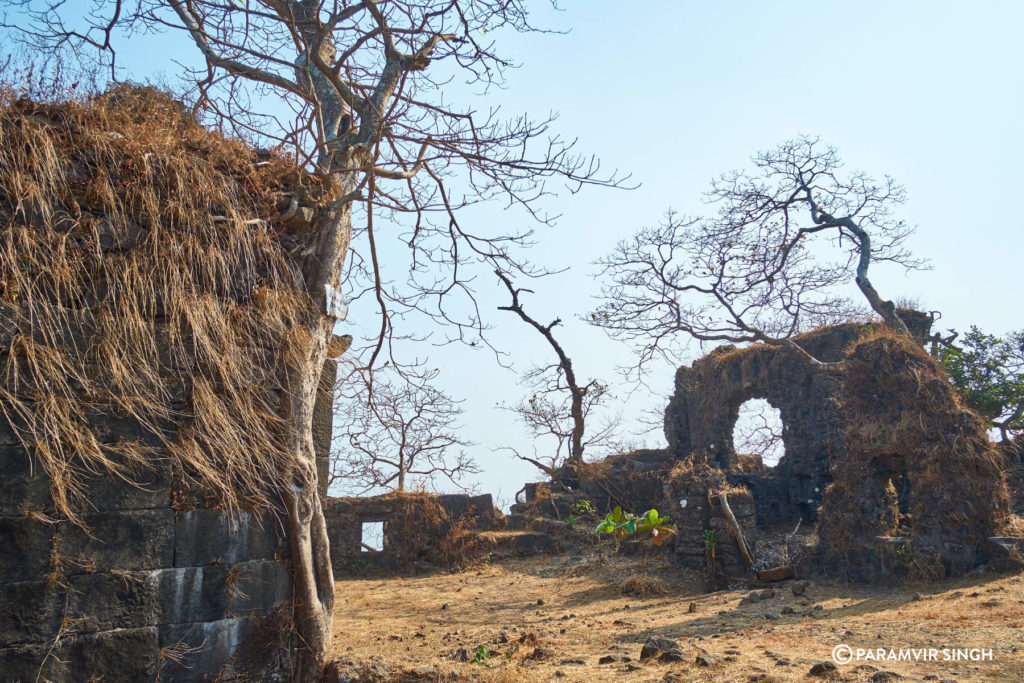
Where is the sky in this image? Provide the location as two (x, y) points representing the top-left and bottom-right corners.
(384, 0), (1024, 506)
(7, 1), (1023, 508)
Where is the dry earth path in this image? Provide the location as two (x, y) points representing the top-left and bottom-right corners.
(331, 542), (1024, 682)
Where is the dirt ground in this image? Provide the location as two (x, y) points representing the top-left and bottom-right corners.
(330, 537), (1024, 682)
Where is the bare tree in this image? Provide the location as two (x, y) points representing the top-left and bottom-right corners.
(593, 137), (925, 369)
(3, 1), (623, 674)
(496, 271), (616, 473)
(331, 368), (477, 494)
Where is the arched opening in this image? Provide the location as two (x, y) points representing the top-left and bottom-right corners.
(733, 398), (785, 467)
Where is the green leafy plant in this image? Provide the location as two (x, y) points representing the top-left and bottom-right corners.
(937, 326), (1024, 437)
(470, 645), (491, 665)
(595, 506), (676, 546)
(565, 513), (577, 529)
(702, 528), (716, 558)
(573, 498), (597, 517)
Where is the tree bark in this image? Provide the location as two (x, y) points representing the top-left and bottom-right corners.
(282, 334), (334, 679)
(283, 200), (353, 679)
(718, 492), (755, 571)
(801, 187), (912, 338)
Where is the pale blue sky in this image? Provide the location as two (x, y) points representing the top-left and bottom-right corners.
(8, 1), (1023, 506)
(406, 0), (1024, 505)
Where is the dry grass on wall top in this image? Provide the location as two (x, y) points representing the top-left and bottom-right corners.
(0, 83), (319, 523)
(818, 329), (1014, 578)
(366, 491), (491, 570)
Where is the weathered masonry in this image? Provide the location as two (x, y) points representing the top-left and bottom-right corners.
(0, 89), (337, 681)
(0, 364), (337, 681)
(516, 315), (1019, 583)
(325, 493), (498, 576)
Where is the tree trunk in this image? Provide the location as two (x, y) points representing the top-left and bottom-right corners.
(568, 385), (585, 464)
(284, 201), (353, 680)
(718, 493), (755, 571)
(282, 325), (336, 679)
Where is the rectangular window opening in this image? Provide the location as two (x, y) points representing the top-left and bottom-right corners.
(360, 521), (385, 553)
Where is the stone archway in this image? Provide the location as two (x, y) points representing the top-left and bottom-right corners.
(663, 324), (861, 525)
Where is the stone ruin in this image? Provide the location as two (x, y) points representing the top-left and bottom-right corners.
(0, 363), (337, 682)
(324, 492), (499, 576)
(0, 88), (339, 681)
(516, 315), (1022, 584)
(1, 86), (1021, 681)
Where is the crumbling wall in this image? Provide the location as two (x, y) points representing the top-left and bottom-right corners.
(663, 324), (863, 525)
(662, 464), (757, 585)
(0, 88), (335, 680)
(0, 453), (294, 681)
(817, 333), (1012, 580)
(325, 493), (498, 576)
(1002, 436), (1024, 516)
(663, 315), (1012, 581)
(0, 359), (339, 682)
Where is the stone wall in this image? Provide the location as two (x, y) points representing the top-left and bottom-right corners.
(0, 89), (353, 680)
(663, 313), (936, 528)
(0, 366), (338, 682)
(664, 476), (758, 585)
(663, 323), (862, 526)
(325, 493), (497, 576)
(0, 450), (293, 681)
(1003, 437), (1024, 516)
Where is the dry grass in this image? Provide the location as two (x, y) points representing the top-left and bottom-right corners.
(819, 332), (1012, 579)
(0, 84), (315, 521)
(619, 574), (670, 597)
(331, 544), (1024, 682)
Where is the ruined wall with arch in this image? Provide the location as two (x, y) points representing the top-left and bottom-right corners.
(664, 324), (863, 526)
(662, 315), (1014, 580)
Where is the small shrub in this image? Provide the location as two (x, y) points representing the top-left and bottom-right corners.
(702, 528), (716, 559)
(470, 645), (491, 665)
(596, 506), (676, 545)
(572, 498), (597, 517)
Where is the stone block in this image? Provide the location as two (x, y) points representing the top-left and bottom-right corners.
(158, 618), (259, 681)
(0, 641), (70, 682)
(66, 571), (160, 633)
(513, 533), (553, 556)
(0, 446), (51, 515)
(0, 516), (58, 583)
(0, 410), (22, 447)
(155, 564), (229, 625)
(0, 580), (65, 647)
(65, 626), (158, 682)
(0, 627), (158, 683)
(58, 508), (175, 574)
(227, 560), (292, 617)
(174, 509), (283, 567)
(438, 493), (494, 518)
(70, 461), (172, 513)
(756, 566), (795, 582)
(88, 411), (169, 449)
